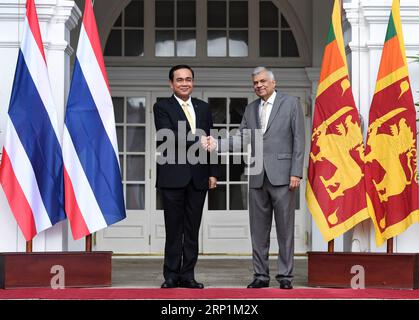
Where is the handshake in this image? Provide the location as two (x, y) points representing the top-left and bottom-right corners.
(200, 135), (217, 152)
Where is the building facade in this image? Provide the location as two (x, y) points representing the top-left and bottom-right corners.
(1, 0), (419, 255)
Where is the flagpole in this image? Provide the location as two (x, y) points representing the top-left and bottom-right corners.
(86, 234), (92, 252)
(20, 0), (26, 254)
(26, 240), (32, 253)
(328, 240), (334, 253)
(387, 238), (393, 254)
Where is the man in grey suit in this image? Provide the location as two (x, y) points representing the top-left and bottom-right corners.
(205, 67), (305, 289)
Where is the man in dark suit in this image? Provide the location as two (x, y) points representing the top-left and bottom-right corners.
(153, 65), (218, 289)
(205, 67), (305, 289)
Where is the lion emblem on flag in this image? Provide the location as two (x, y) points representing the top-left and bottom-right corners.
(365, 108), (417, 203)
(310, 107), (364, 200)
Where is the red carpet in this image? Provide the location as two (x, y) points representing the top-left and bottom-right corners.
(0, 287), (419, 300)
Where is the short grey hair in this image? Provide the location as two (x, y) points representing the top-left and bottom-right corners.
(252, 67), (275, 80)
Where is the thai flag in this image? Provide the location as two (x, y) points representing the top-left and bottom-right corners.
(0, 0), (66, 241)
(63, 0), (126, 240)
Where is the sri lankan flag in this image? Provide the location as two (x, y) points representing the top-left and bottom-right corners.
(365, 0), (419, 247)
(306, 0), (369, 242)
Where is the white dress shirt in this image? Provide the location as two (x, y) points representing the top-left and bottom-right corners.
(259, 91), (276, 133)
(174, 95), (196, 126)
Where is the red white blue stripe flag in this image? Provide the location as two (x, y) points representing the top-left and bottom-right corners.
(63, 0), (126, 240)
(0, 0), (66, 241)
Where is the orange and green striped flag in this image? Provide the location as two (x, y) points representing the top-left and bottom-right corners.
(365, 0), (419, 247)
(306, 0), (369, 242)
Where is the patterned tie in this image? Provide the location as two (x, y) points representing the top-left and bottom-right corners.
(182, 102), (195, 134)
(260, 100), (268, 133)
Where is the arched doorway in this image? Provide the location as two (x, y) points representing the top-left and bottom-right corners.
(93, 0), (312, 255)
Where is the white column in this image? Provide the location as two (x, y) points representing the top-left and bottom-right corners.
(0, 0), (81, 252)
(345, 0), (419, 253)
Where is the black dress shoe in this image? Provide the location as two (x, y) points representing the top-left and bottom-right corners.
(179, 279), (204, 289)
(279, 279), (293, 290)
(247, 279), (269, 288)
(161, 278), (178, 288)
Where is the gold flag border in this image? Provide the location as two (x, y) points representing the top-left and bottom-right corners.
(367, 195), (419, 247)
(306, 181), (370, 242)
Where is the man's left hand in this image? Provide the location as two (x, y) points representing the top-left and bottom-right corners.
(209, 177), (217, 189)
(289, 176), (300, 191)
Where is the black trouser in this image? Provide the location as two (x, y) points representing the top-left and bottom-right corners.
(160, 181), (207, 281)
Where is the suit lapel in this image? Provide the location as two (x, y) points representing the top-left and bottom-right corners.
(265, 92), (283, 133)
(170, 95), (192, 131)
(253, 100), (262, 130)
(192, 98), (201, 129)
(170, 95), (187, 120)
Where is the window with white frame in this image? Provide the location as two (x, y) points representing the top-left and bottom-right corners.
(104, 0), (302, 61)
(207, 0), (248, 57)
(113, 96), (147, 210)
(155, 0), (197, 57)
(259, 0), (299, 57)
(207, 97), (249, 211)
(104, 0), (144, 57)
